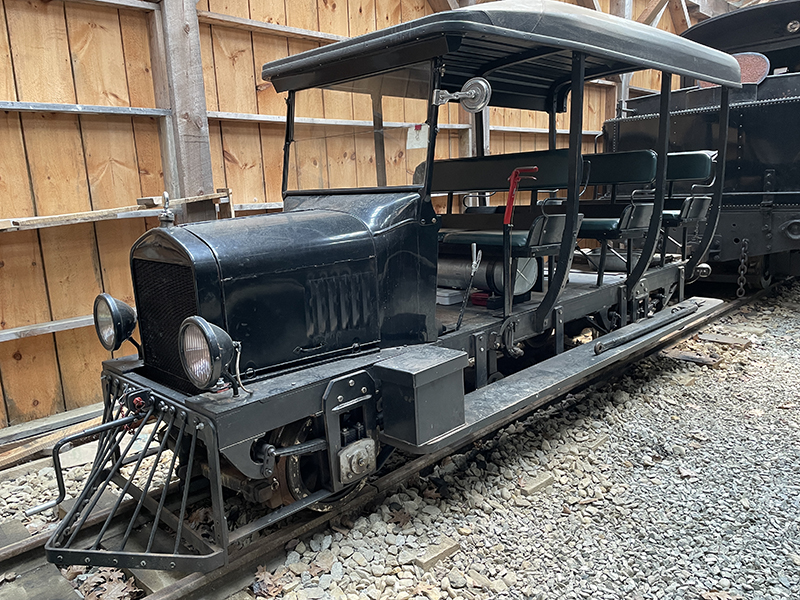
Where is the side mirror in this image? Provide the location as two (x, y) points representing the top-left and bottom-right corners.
(433, 77), (492, 113)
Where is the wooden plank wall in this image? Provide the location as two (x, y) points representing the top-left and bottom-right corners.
(0, 0), (164, 426)
(0, 0), (690, 426)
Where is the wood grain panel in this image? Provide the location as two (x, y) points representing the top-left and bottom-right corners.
(0, 336), (64, 424)
(0, 0), (16, 101)
(250, 0), (287, 25)
(39, 225), (103, 320)
(0, 231), (50, 330)
(325, 126), (358, 188)
(132, 116), (166, 196)
(221, 121), (266, 203)
(401, 0), (425, 22)
(260, 123), (284, 202)
(22, 113), (91, 215)
(199, 24), (219, 112)
(94, 220), (143, 307)
(209, 0), (250, 19)
(209, 120), (227, 189)
(81, 116), (142, 210)
(5, 0), (74, 103)
(0, 112), (33, 218)
(286, 0), (318, 31)
(119, 9), (156, 108)
(55, 327), (106, 410)
(317, 0), (348, 35)
(253, 33), (289, 115)
(65, 4), (130, 107)
(348, 0), (375, 36)
(212, 26), (258, 113)
(376, 0), (402, 29)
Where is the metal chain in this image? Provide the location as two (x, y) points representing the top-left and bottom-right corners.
(737, 239), (749, 299)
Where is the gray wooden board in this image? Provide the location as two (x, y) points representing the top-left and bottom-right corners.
(0, 404), (103, 447)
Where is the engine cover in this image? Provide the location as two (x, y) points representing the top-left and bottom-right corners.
(130, 192), (437, 391)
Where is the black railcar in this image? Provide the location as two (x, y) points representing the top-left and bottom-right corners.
(608, 0), (800, 292)
(34, 0), (741, 572)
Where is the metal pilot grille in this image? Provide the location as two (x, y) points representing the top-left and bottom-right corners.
(44, 377), (226, 572)
(133, 260), (197, 380)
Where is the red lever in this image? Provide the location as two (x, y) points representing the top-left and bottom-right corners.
(505, 166), (538, 225)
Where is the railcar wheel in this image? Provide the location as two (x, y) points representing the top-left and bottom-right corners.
(277, 418), (365, 512)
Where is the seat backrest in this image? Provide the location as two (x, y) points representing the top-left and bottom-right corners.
(666, 151), (717, 182)
(428, 149), (658, 196)
(679, 195), (712, 220)
(586, 150), (657, 185)
(528, 214), (566, 246)
(429, 149), (572, 194)
(464, 206), (504, 214)
(620, 203), (654, 229)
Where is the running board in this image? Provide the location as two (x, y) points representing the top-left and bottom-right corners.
(381, 297), (723, 454)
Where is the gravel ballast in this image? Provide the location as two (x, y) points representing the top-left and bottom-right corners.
(252, 284), (800, 600)
(1, 285), (799, 600)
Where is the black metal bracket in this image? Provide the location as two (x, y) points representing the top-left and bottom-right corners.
(321, 370), (378, 492)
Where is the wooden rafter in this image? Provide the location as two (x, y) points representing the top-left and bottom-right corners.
(667, 0), (692, 33)
(575, 0), (601, 10)
(636, 0), (670, 24)
(427, 0), (460, 11)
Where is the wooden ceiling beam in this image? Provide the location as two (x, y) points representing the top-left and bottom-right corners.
(575, 0), (601, 10)
(428, 0), (461, 12)
(667, 0), (692, 33)
(636, 0), (670, 25)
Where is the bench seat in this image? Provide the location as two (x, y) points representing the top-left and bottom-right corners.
(578, 218), (624, 238)
(439, 229), (531, 247)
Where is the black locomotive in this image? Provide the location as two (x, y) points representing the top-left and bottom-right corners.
(34, 0), (741, 572)
(608, 0), (800, 293)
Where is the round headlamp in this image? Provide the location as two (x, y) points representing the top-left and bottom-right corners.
(93, 294), (137, 352)
(178, 316), (235, 390)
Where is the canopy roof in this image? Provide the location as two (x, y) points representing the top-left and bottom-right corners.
(261, 0), (741, 112)
(683, 0), (800, 71)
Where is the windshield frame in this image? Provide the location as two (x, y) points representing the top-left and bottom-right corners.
(281, 59), (441, 198)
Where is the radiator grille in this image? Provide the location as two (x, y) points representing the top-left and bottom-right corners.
(133, 260), (197, 382)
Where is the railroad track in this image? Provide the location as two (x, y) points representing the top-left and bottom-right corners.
(0, 284), (780, 600)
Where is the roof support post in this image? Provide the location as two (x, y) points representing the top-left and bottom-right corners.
(625, 71), (672, 300)
(686, 84), (730, 280)
(159, 0), (216, 222)
(533, 51), (585, 332)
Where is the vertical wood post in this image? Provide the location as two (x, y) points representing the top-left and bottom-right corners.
(157, 0), (215, 222)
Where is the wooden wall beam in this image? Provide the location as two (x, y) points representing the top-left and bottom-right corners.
(66, 0), (158, 11)
(667, 0), (692, 33)
(636, 0), (670, 25)
(197, 11), (345, 44)
(0, 100), (168, 116)
(208, 110), (603, 136)
(427, 0), (460, 12)
(159, 0), (215, 221)
(575, 0), (601, 10)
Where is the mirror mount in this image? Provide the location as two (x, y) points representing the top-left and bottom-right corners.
(433, 77), (492, 113)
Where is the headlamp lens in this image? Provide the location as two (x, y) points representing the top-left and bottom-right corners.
(181, 322), (213, 387)
(95, 299), (116, 349)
